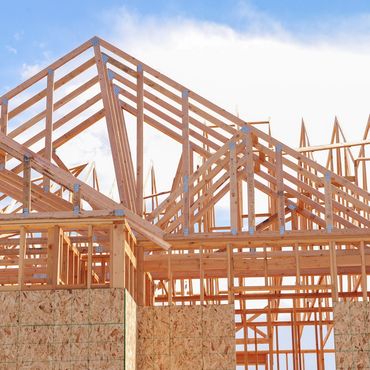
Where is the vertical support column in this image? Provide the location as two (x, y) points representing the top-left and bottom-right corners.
(227, 243), (234, 304)
(111, 222), (125, 288)
(360, 240), (367, 300)
(318, 301), (325, 370)
(275, 326), (280, 370)
(237, 180), (244, 232)
(136, 63), (144, 216)
(44, 68), (54, 191)
(136, 244), (145, 306)
(182, 89), (190, 236)
(23, 155), (31, 214)
(145, 274), (152, 306)
(18, 226), (26, 288)
(329, 241), (338, 302)
(324, 172), (333, 232)
(131, 246), (135, 297)
(87, 225), (93, 288)
(314, 311), (320, 370)
(264, 251), (269, 287)
(243, 126), (255, 235)
(200, 246), (204, 305)
(275, 143), (285, 234)
(47, 226), (61, 287)
(61, 239), (66, 283)
(267, 300), (274, 370)
(229, 140), (238, 235)
(295, 243), (301, 286)
(67, 247), (73, 285)
(168, 250), (173, 305)
(73, 183), (81, 214)
(290, 312), (298, 370)
(126, 244), (130, 294)
(0, 97), (8, 168)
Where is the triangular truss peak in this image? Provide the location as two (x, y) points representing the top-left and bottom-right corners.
(0, 36), (369, 368)
(0, 36), (368, 239)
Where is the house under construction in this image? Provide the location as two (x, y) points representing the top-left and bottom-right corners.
(0, 36), (369, 369)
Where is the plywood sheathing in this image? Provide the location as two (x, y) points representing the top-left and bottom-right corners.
(203, 305), (235, 369)
(137, 304), (235, 370)
(334, 302), (370, 369)
(125, 290), (137, 370)
(0, 289), (127, 369)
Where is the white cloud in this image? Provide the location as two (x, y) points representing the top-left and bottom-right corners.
(101, 8), (370, 194)
(107, 8), (370, 141)
(235, 0), (287, 36)
(13, 31), (24, 41)
(20, 50), (52, 80)
(6, 45), (17, 55)
(20, 63), (45, 80)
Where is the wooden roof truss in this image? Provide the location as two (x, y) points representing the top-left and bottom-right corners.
(0, 36), (369, 369)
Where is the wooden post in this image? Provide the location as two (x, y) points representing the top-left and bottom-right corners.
(131, 247), (135, 296)
(318, 301), (325, 370)
(126, 249), (130, 294)
(111, 222), (125, 288)
(87, 225), (93, 288)
(290, 312), (297, 370)
(276, 325), (280, 370)
(60, 240), (65, 283)
(329, 241), (338, 302)
(73, 183), (81, 214)
(136, 244), (145, 305)
(0, 98), (8, 168)
(244, 127), (255, 234)
(324, 172), (333, 232)
(229, 140), (238, 235)
(200, 246), (205, 304)
(18, 226), (26, 288)
(275, 143), (285, 234)
(295, 243), (301, 286)
(76, 253), (80, 285)
(68, 249), (73, 285)
(44, 68), (54, 191)
(267, 300), (274, 370)
(23, 155), (31, 214)
(182, 89), (190, 236)
(47, 226), (61, 287)
(168, 249), (173, 305)
(360, 240), (367, 300)
(136, 64), (144, 216)
(227, 243), (235, 304)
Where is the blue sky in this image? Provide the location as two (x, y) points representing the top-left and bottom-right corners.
(2, 0), (370, 91)
(1, 0), (370, 152)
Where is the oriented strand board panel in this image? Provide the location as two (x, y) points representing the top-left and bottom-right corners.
(334, 302), (370, 369)
(0, 289), (127, 369)
(125, 290), (137, 370)
(137, 304), (235, 370)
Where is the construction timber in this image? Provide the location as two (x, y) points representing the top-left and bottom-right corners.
(0, 36), (369, 369)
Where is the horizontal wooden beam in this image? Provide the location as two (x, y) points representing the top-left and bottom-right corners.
(138, 228), (370, 249)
